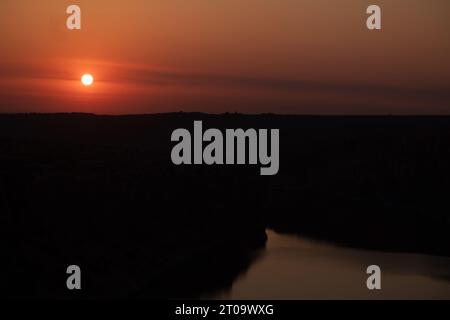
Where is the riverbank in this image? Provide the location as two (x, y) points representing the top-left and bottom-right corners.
(2, 113), (450, 298)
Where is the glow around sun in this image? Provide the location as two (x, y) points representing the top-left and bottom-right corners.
(81, 74), (94, 86)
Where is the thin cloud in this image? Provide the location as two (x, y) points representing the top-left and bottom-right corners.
(1, 59), (449, 103)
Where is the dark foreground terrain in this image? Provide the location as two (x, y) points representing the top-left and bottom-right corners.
(1, 113), (450, 298)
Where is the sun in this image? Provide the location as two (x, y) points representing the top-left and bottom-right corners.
(81, 74), (94, 86)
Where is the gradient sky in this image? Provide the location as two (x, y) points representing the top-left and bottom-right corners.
(0, 0), (449, 114)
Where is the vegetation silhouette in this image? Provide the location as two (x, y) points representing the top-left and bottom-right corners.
(1, 113), (450, 298)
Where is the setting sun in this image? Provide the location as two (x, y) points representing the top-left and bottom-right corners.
(81, 74), (94, 86)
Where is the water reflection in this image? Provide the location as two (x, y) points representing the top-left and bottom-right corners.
(211, 230), (450, 299)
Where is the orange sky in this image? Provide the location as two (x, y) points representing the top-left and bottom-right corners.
(0, 0), (449, 114)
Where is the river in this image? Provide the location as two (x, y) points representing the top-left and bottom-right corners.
(211, 230), (450, 299)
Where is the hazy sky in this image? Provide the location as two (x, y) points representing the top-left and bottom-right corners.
(0, 0), (449, 114)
